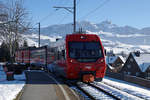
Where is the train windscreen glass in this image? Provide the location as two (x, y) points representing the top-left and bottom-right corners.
(69, 42), (103, 62)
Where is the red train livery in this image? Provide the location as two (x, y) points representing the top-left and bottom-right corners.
(15, 33), (107, 82)
(15, 46), (55, 68)
(51, 33), (107, 82)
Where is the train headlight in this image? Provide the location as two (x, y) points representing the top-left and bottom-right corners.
(85, 66), (92, 69)
(100, 59), (104, 63)
(97, 59), (104, 63)
(80, 36), (86, 39)
(70, 59), (77, 63)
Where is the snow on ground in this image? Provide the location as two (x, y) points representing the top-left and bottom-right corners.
(21, 30), (150, 54)
(0, 63), (26, 100)
(102, 76), (150, 100)
(23, 34), (57, 41)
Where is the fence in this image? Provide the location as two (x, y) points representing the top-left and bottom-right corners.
(106, 72), (150, 88)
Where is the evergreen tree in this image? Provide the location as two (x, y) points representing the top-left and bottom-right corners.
(0, 42), (10, 61)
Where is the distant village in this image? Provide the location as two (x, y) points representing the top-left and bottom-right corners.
(106, 50), (150, 80)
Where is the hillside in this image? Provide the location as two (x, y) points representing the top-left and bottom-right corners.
(23, 20), (150, 54)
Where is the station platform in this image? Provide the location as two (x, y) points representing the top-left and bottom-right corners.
(20, 71), (80, 100)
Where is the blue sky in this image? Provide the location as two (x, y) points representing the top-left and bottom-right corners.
(8, 0), (150, 28)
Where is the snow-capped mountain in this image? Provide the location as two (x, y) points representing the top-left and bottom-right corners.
(140, 27), (150, 35)
(38, 20), (144, 35)
(97, 21), (140, 35)
(24, 20), (150, 54)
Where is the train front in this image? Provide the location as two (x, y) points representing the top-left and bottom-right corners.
(66, 33), (106, 82)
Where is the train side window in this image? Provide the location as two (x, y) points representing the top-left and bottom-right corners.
(105, 49), (107, 55)
(62, 50), (66, 59)
(57, 51), (60, 60)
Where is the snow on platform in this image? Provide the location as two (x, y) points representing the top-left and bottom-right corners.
(0, 64), (26, 100)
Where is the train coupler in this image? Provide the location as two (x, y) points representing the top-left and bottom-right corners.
(82, 74), (95, 83)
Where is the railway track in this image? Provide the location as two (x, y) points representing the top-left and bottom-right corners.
(76, 82), (119, 100)
(47, 71), (145, 100)
(74, 82), (144, 100)
(101, 81), (148, 100)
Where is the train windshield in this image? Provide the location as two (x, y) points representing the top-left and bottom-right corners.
(68, 42), (104, 62)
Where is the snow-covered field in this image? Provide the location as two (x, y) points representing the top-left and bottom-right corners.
(21, 21), (150, 55)
(102, 76), (150, 99)
(23, 32), (150, 55)
(1, 20), (150, 55)
(0, 64), (26, 100)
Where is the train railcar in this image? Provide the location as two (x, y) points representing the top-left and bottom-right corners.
(51, 33), (107, 82)
(15, 46), (55, 69)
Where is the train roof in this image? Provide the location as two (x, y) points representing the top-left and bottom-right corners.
(50, 32), (101, 48)
(66, 33), (99, 37)
(66, 33), (100, 41)
(50, 38), (65, 48)
(16, 46), (47, 51)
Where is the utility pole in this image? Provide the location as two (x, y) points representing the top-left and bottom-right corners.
(73, 0), (76, 32)
(54, 0), (76, 32)
(38, 22), (40, 47)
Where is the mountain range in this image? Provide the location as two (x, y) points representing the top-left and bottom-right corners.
(38, 20), (150, 35)
(24, 20), (150, 54)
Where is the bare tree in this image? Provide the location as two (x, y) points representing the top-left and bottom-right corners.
(0, 1), (8, 22)
(0, 0), (31, 61)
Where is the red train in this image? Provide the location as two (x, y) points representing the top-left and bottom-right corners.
(15, 46), (55, 69)
(15, 33), (107, 82)
(50, 33), (107, 82)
